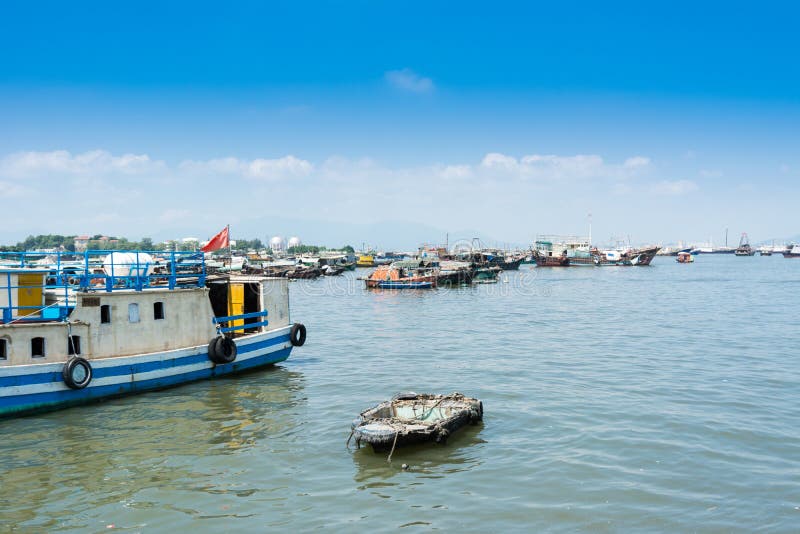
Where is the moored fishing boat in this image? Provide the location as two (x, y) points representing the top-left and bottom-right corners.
(535, 254), (570, 267)
(285, 265), (322, 279)
(676, 251), (694, 263)
(356, 254), (375, 267)
(437, 261), (473, 286)
(533, 236), (658, 266)
(482, 251), (522, 271)
(0, 249), (306, 418)
(531, 240), (571, 267)
(365, 263), (437, 289)
(534, 235), (596, 266)
(782, 244), (800, 258)
(350, 392), (483, 452)
(735, 233), (755, 256)
(472, 266), (500, 283)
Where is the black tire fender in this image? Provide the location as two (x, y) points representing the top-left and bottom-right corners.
(63, 357), (93, 390)
(208, 336), (237, 364)
(290, 323), (307, 347)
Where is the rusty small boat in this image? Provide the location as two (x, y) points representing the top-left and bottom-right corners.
(350, 392), (483, 453)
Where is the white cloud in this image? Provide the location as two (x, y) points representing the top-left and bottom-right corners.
(179, 155), (313, 181)
(385, 68), (435, 93)
(438, 164), (472, 180)
(652, 179), (698, 195)
(623, 156), (650, 169)
(520, 154), (606, 178)
(0, 180), (32, 198)
(246, 155), (312, 180)
(0, 147), (674, 244)
(0, 149), (164, 176)
(481, 152), (519, 171)
(479, 152), (644, 182)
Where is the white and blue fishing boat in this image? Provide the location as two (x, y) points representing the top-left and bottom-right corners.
(0, 250), (306, 418)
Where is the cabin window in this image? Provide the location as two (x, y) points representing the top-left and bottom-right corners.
(31, 337), (45, 358)
(100, 304), (111, 324)
(68, 335), (81, 355)
(128, 303), (140, 323)
(153, 301), (164, 320)
(0, 338), (7, 360)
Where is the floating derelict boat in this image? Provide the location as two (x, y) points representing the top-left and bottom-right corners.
(350, 392), (483, 452)
(0, 249), (307, 418)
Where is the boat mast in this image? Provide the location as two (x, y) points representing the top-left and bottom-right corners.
(588, 211), (592, 248)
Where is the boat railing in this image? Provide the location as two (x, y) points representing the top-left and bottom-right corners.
(0, 250), (206, 323)
(212, 310), (269, 334)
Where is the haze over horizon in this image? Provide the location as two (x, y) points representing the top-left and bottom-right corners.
(1, 1), (798, 248)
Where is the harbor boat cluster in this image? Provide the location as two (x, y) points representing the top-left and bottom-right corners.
(531, 235), (661, 267)
(360, 243), (527, 289)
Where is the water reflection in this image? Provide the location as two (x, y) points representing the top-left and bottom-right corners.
(351, 422), (485, 487)
(0, 366), (306, 530)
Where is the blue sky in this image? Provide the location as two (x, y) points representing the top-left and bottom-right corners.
(1, 1), (798, 248)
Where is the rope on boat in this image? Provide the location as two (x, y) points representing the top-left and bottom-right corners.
(345, 429), (354, 449)
(387, 430), (400, 463)
(411, 394), (449, 422)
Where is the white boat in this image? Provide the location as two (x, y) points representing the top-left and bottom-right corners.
(0, 250), (306, 418)
(783, 244), (800, 258)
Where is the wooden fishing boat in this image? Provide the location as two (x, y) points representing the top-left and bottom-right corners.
(472, 266), (500, 283)
(437, 261), (473, 286)
(676, 251), (694, 263)
(365, 264), (437, 289)
(350, 392), (483, 452)
(322, 265), (345, 276)
(532, 249), (571, 267)
(285, 266), (321, 279)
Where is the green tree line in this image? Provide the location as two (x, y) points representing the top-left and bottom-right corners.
(0, 235), (356, 254)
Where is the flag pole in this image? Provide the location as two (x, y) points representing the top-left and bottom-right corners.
(227, 224), (232, 264)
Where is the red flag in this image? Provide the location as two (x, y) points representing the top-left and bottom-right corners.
(202, 226), (230, 253)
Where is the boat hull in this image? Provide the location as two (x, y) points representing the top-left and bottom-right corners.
(0, 326), (294, 418)
(374, 281), (434, 289)
(495, 258), (522, 270)
(437, 269), (473, 285)
(534, 255), (570, 267)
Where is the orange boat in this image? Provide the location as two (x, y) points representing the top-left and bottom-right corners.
(365, 264), (437, 289)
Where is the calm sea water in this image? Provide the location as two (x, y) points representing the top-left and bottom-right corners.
(1, 255), (799, 532)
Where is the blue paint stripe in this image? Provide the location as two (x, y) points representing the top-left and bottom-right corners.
(0, 333), (290, 388)
(220, 320), (269, 333)
(0, 347), (292, 417)
(213, 310), (268, 323)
